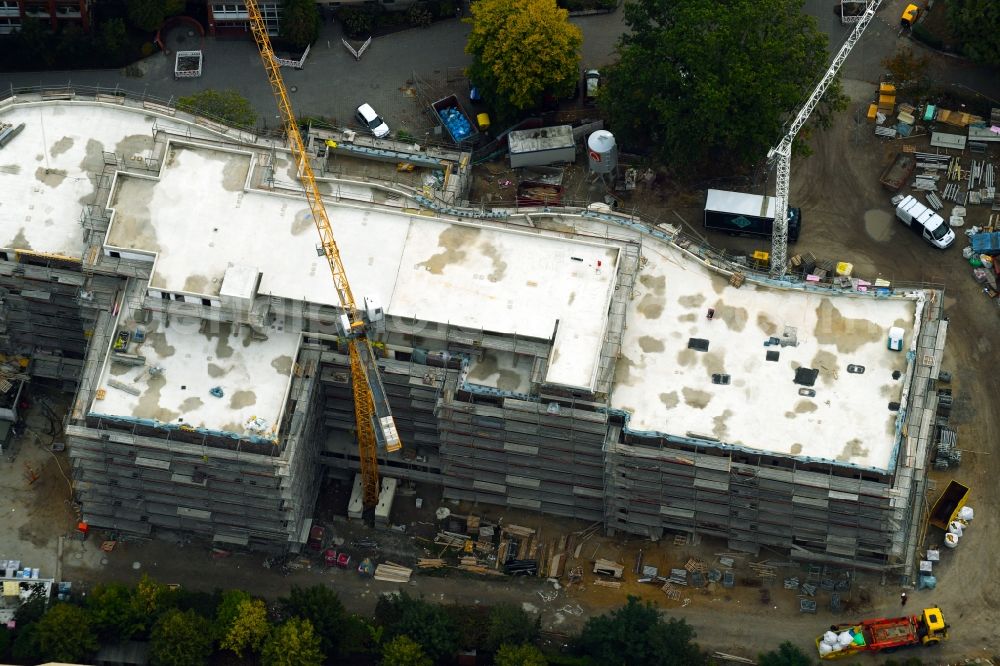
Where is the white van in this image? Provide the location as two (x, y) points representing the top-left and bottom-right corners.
(895, 196), (955, 249)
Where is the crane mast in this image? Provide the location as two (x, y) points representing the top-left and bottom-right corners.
(244, 1), (400, 509)
(768, 0), (883, 277)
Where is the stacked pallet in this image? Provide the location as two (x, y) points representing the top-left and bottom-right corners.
(374, 562), (413, 583)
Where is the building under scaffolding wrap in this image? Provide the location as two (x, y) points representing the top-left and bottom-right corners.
(0, 91), (946, 576)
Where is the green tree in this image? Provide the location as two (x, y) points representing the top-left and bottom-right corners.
(758, 641), (813, 666)
(35, 603), (99, 663)
(486, 603), (540, 652)
(88, 582), (148, 642)
(9, 18), (53, 69)
(219, 597), (270, 657)
(262, 617), (325, 666)
(150, 608), (214, 666)
(99, 18), (130, 60)
(881, 48), (930, 88)
(465, 0), (582, 118)
(131, 574), (174, 619)
(0, 627), (11, 660)
(127, 0), (185, 32)
(576, 596), (706, 666)
(496, 643), (548, 666)
(13, 585), (48, 626)
(279, 585), (348, 657)
(601, 0), (839, 171)
(177, 89), (258, 128)
(11, 625), (40, 663)
(948, 0), (1000, 66)
(380, 634), (433, 666)
(375, 592), (458, 663)
(280, 0), (321, 50)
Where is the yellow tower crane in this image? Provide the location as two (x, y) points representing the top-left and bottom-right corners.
(244, 1), (401, 510)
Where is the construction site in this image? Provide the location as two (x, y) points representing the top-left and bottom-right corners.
(0, 82), (951, 586)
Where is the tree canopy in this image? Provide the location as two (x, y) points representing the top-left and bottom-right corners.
(948, 0), (1000, 66)
(261, 617), (325, 666)
(150, 608), (214, 666)
(576, 596), (706, 666)
(465, 0), (582, 119)
(35, 603), (99, 664)
(376, 592), (458, 663)
(127, 0), (185, 32)
(177, 89), (258, 128)
(279, 585), (347, 657)
(485, 603), (540, 652)
(380, 634), (433, 666)
(601, 0), (839, 171)
(757, 641), (813, 666)
(218, 595), (270, 657)
(495, 643), (548, 666)
(87, 582), (148, 642)
(280, 0), (322, 50)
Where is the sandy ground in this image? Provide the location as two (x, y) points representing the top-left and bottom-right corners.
(3, 74), (1000, 661)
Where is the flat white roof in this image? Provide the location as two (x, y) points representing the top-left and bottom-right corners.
(704, 189), (776, 218)
(508, 125), (575, 153)
(103, 140), (618, 391)
(611, 241), (917, 470)
(92, 311), (299, 439)
(0, 102), (217, 258)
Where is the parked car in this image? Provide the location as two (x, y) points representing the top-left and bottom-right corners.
(355, 103), (390, 138)
(307, 525), (325, 551)
(584, 69), (601, 104)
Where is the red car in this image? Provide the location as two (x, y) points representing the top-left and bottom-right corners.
(307, 525), (325, 552)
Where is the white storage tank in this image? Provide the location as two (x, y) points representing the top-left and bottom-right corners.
(587, 130), (618, 174)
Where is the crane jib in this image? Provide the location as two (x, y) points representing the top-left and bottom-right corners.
(244, 0), (402, 513)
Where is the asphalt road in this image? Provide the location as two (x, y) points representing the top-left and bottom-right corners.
(1, 2), (996, 136)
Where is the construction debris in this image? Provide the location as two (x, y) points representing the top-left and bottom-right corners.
(373, 562), (412, 583)
(416, 558), (446, 569)
(593, 558), (624, 578)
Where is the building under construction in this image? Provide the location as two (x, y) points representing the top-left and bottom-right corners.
(0, 92), (947, 575)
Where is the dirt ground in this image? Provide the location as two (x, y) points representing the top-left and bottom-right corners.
(4, 74), (1000, 661)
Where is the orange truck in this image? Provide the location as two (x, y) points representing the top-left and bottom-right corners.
(815, 607), (948, 659)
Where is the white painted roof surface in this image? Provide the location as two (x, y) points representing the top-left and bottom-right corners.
(704, 189), (776, 218)
(219, 263), (260, 301)
(93, 312), (299, 439)
(611, 241), (917, 471)
(508, 125), (575, 154)
(0, 103), (216, 258)
(103, 141), (619, 391)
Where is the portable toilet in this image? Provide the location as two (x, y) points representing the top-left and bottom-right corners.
(887, 326), (904, 351)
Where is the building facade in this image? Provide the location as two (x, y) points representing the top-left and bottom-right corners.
(0, 0), (91, 34)
(0, 92), (947, 575)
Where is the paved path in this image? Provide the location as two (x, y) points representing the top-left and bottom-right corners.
(1, 3), (995, 136)
(0, 11), (626, 138)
